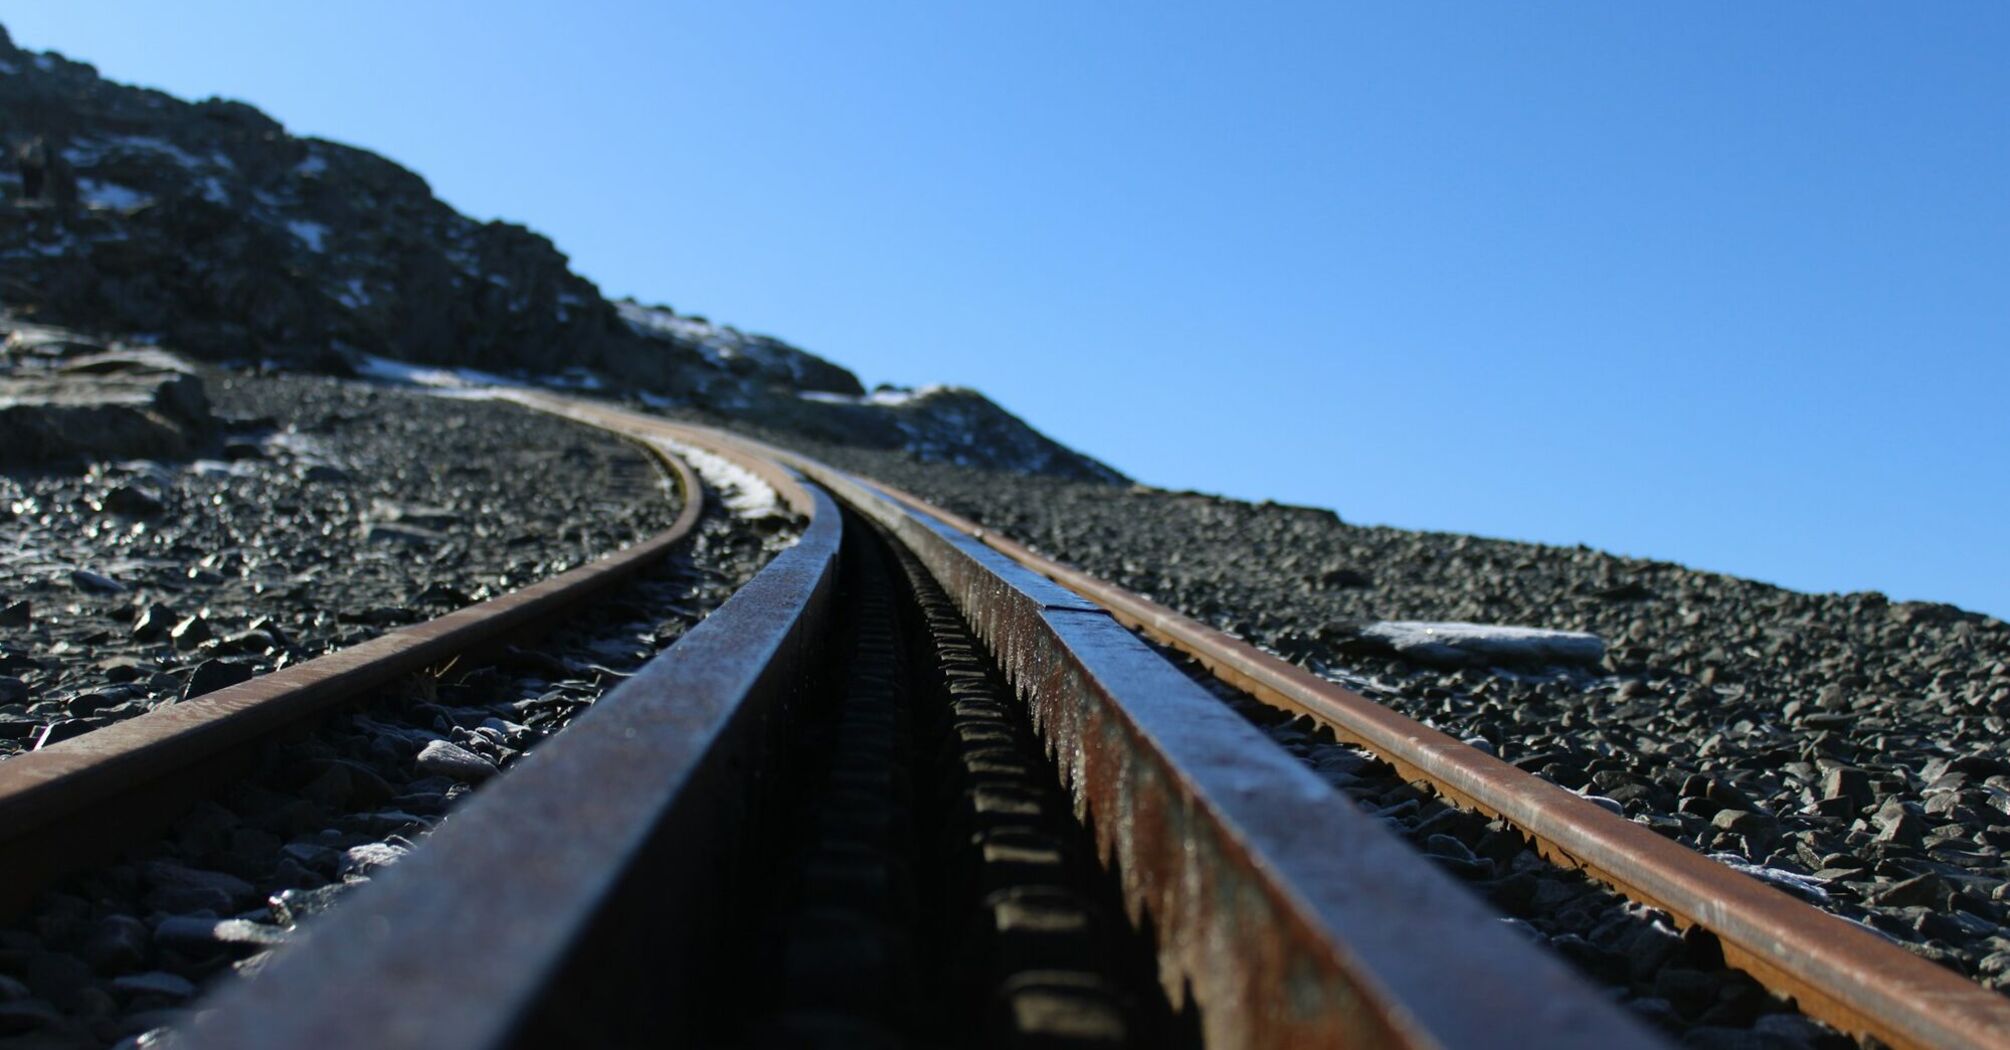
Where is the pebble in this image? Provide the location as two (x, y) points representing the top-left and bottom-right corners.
(338, 842), (408, 878)
(69, 569), (126, 594)
(415, 739), (496, 783)
(152, 916), (287, 951)
(181, 659), (254, 701)
(109, 971), (195, 1001)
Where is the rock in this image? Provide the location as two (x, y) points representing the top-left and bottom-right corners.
(109, 971), (195, 1001)
(0, 601), (29, 627)
(0, 365), (215, 469)
(32, 720), (93, 750)
(416, 739), (496, 782)
(360, 522), (446, 547)
(141, 861), (257, 912)
(0, 999), (60, 1035)
(152, 916), (287, 951)
(170, 614), (212, 651)
(1711, 809), (1778, 838)
(100, 484), (164, 516)
(1822, 766), (1874, 811)
(132, 602), (179, 641)
(339, 842), (408, 877)
(1357, 621), (1606, 668)
(410, 582), (474, 607)
(1872, 873), (1949, 908)
(1875, 811), (1931, 848)
(268, 883), (350, 927)
(69, 568), (127, 594)
(1315, 567), (1373, 590)
(0, 676), (25, 704)
(182, 658), (253, 701)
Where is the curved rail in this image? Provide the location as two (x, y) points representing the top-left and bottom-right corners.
(538, 401), (2008, 1050)
(0, 440), (705, 914)
(499, 398), (1663, 1050)
(865, 490), (2010, 1050)
(184, 469), (842, 1048)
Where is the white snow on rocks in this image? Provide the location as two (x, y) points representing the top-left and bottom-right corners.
(651, 437), (785, 522)
(1358, 621), (1607, 668)
(286, 219), (329, 252)
(77, 178), (151, 211)
(799, 385), (948, 407)
(353, 353), (523, 393)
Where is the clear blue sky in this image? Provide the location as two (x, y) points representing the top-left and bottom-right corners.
(7, 4), (2007, 618)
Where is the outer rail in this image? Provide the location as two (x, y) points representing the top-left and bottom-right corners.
(860, 479), (2010, 1049)
(181, 472), (841, 1048)
(527, 402), (1664, 1050)
(0, 441), (704, 915)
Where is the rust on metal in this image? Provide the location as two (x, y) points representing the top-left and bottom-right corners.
(853, 483), (2010, 1050)
(181, 478), (845, 1049)
(577, 401), (2010, 1050)
(0, 445), (705, 912)
(829, 475), (1662, 1049)
(488, 401), (1667, 1048)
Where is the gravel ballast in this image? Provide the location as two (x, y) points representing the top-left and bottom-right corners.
(0, 371), (680, 759)
(0, 479), (795, 1048)
(742, 432), (2010, 1006)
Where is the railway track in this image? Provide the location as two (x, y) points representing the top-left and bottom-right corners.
(0, 391), (2005, 1049)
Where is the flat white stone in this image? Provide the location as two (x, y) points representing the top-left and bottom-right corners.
(1359, 621), (1606, 668)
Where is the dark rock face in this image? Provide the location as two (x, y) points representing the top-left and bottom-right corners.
(0, 25), (1123, 482)
(0, 325), (217, 467)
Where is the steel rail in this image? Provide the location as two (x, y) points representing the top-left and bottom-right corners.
(0, 438), (704, 915)
(181, 465), (841, 1049)
(507, 400), (1665, 1050)
(846, 474), (2010, 1049)
(540, 403), (2010, 1050)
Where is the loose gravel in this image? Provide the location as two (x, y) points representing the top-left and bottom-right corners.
(1157, 643), (1849, 1048)
(0, 371), (679, 759)
(0, 489), (793, 1049)
(731, 435), (2010, 1004)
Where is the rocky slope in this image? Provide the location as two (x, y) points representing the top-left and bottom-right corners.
(0, 25), (1119, 482)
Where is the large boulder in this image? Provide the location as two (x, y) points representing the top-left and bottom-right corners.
(0, 327), (215, 468)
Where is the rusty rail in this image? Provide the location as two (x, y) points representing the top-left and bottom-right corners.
(503, 398), (1665, 1050)
(861, 491), (2010, 1050)
(536, 400), (2010, 1050)
(182, 469), (841, 1048)
(0, 440), (704, 914)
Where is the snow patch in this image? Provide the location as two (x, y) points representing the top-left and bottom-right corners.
(798, 385), (946, 407)
(354, 353), (523, 393)
(651, 437), (783, 521)
(616, 301), (713, 343)
(67, 134), (207, 171)
(77, 178), (151, 211)
(1357, 621), (1607, 668)
(286, 220), (329, 253)
(295, 152), (328, 177)
(334, 277), (371, 309)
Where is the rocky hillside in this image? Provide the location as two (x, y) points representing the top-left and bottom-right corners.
(0, 25), (1121, 482)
